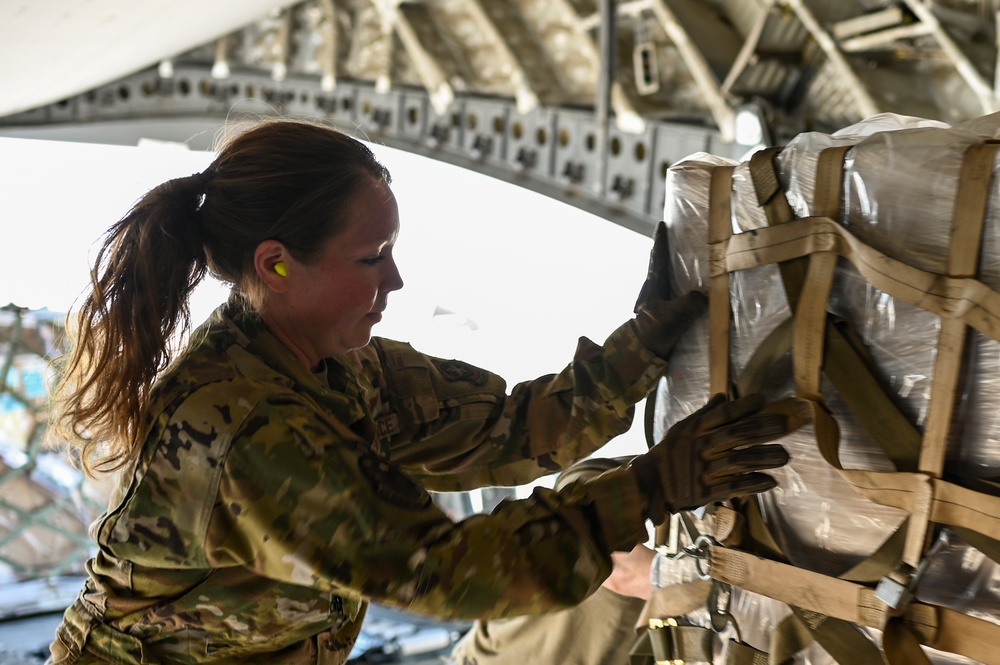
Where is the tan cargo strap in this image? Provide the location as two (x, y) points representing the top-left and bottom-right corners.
(770, 608), (885, 665)
(725, 639), (769, 665)
(714, 503), (906, 585)
(741, 148), (923, 469)
(907, 140), (1000, 564)
(704, 540), (1000, 665)
(629, 623), (769, 665)
(629, 618), (714, 664)
(749, 147), (794, 225)
(709, 164), (737, 395)
(717, 215), (1000, 341)
(718, 501), (905, 665)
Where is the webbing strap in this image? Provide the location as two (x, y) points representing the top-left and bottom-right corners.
(706, 543), (1000, 665)
(628, 622), (714, 664)
(736, 318), (792, 398)
(791, 147), (849, 400)
(715, 502), (907, 585)
(709, 165), (737, 395)
(638, 580), (713, 625)
(792, 250), (836, 401)
(953, 524), (1000, 563)
(906, 141), (1000, 564)
(717, 216), (1000, 342)
(758, 400), (1000, 662)
(882, 617), (932, 665)
(821, 317), (921, 471)
(708, 545), (884, 630)
(811, 146), (851, 219)
(749, 147), (794, 223)
(740, 143), (998, 566)
(726, 639), (768, 665)
(922, 142), (999, 475)
(629, 623), (771, 665)
(770, 608), (886, 665)
(629, 626), (769, 665)
(734, 311), (921, 471)
(738, 148), (924, 468)
(835, 520), (907, 584)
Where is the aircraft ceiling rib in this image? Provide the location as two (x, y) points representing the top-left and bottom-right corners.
(900, 0), (998, 115)
(316, 0), (339, 91)
(784, 0), (881, 120)
(211, 35), (234, 80)
(647, 0), (737, 140)
(443, 0), (543, 114)
(719, 2), (772, 96)
(335, 3), (388, 88)
(377, 2), (457, 113)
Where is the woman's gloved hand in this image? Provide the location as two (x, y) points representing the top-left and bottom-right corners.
(628, 393), (791, 524)
(632, 221), (707, 359)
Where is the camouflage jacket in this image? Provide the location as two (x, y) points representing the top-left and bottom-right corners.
(49, 302), (666, 664)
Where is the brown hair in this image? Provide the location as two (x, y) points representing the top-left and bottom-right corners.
(49, 118), (391, 475)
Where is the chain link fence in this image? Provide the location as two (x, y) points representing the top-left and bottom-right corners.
(0, 304), (108, 586)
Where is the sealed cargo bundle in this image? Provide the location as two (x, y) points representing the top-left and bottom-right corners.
(644, 113), (1000, 665)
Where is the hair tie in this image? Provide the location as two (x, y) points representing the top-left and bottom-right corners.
(191, 168), (214, 211)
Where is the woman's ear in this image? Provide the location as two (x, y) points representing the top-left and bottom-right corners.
(254, 240), (291, 293)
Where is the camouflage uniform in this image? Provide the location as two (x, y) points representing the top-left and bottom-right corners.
(48, 301), (666, 664)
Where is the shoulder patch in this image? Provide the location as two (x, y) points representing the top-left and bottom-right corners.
(432, 359), (489, 386)
(358, 454), (432, 510)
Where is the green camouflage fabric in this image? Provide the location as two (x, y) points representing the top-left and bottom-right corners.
(48, 301), (667, 664)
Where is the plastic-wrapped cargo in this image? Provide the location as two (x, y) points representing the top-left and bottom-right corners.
(650, 113), (1000, 665)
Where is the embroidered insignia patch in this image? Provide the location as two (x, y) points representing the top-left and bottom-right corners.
(376, 414), (400, 439)
(433, 359), (488, 386)
(358, 454), (431, 509)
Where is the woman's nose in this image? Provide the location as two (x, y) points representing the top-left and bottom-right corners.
(383, 257), (404, 292)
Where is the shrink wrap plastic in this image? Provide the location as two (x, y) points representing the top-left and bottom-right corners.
(652, 113), (1000, 664)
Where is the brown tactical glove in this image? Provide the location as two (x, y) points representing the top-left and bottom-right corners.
(634, 221), (674, 312)
(632, 220), (707, 358)
(632, 292), (707, 359)
(628, 393), (791, 524)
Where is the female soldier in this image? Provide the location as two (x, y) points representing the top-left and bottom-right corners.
(46, 119), (790, 664)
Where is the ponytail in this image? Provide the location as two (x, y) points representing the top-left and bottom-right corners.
(50, 172), (210, 476)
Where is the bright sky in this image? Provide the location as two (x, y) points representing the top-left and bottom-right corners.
(0, 134), (653, 457)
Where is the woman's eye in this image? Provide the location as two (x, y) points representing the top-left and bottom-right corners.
(361, 256), (385, 266)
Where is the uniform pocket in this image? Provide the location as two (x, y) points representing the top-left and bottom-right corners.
(379, 340), (505, 427)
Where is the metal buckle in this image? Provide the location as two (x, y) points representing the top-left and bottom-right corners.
(875, 528), (951, 610)
(648, 617), (684, 665)
(707, 580), (743, 644)
(653, 532), (717, 582)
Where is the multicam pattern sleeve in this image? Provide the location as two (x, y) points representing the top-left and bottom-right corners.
(354, 319), (668, 491)
(206, 390), (650, 621)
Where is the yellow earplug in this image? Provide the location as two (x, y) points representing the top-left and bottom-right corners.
(274, 261), (287, 277)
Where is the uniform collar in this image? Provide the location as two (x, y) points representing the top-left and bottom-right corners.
(213, 301), (376, 443)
